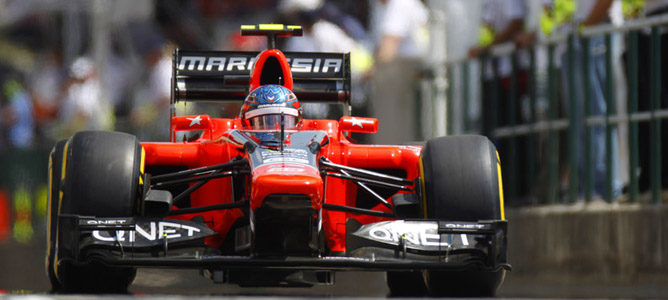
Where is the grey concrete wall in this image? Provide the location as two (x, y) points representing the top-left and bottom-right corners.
(505, 203), (668, 286)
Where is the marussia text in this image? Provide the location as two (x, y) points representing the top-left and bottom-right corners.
(179, 56), (342, 74)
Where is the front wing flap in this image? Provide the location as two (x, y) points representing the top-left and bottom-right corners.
(346, 219), (509, 271)
(61, 215), (508, 272)
(57, 215), (217, 263)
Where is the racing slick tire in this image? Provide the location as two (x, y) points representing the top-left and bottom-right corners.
(421, 135), (506, 297)
(50, 131), (142, 293)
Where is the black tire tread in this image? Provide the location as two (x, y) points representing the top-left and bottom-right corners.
(53, 131), (141, 293)
(421, 135), (501, 221)
(61, 131), (141, 216)
(420, 135), (505, 297)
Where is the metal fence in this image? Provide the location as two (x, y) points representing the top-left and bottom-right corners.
(437, 14), (668, 206)
(0, 146), (50, 245)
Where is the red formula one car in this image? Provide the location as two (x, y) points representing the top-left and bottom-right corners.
(46, 25), (509, 296)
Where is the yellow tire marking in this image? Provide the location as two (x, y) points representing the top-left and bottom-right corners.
(138, 146), (146, 214)
(54, 140), (70, 278)
(139, 146), (146, 185)
(45, 151), (53, 273)
(60, 141), (68, 181)
(419, 156), (427, 219)
(496, 151), (505, 220)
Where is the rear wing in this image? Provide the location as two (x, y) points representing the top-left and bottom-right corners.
(171, 49), (351, 109)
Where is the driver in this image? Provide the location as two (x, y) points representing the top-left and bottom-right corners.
(240, 84), (302, 145)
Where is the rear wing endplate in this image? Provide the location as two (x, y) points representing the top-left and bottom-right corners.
(171, 49), (351, 107)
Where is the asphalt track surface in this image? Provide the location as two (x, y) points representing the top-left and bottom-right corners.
(0, 237), (381, 296)
(2, 237), (668, 298)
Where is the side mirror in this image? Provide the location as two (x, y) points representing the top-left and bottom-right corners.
(172, 115), (212, 131)
(171, 115), (212, 141)
(339, 116), (378, 134)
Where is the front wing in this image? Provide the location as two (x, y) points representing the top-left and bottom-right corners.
(57, 215), (509, 272)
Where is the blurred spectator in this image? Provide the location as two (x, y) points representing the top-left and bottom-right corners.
(1, 77), (35, 149)
(57, 57), (114, 138)
(469, 0), (528, 136)
(368, 0), (428, 144)
(280, 0), (373, 119)
(558, 0), (623, 200)
(469, 0), (531, 200)
(103, 49), (133, 115)
(281, 0), (366, 54)
(155, 1), (210, 49)
(281, 0), (373, 74)
(469, 0), (526, 58)
(513, 0), (625, 202)
(370, 0), (428, 64)
(27, 48), (66, 142)
(319, 1), (370, 44)
(130, 41), (173, 141)
(626, 0), (668, 190)
(126, 23), (173, 140)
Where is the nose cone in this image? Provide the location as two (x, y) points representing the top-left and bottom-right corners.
(250, 163), (323, 210)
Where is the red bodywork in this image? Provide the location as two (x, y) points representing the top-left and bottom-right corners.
(142, 49), (422, 253)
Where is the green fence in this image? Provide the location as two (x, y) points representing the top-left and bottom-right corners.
(440, 14), (668, 206)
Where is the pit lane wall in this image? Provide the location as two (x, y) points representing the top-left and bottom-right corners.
(505, 203), (668, 286)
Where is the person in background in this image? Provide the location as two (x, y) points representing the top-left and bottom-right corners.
(514, 0), (573, 203)
(624, 0), (668, 191)
(1, 77), (35, 149)
(469, 0), (532, 201)
(469, 0), (528, 136)
(514, 0), (624, 202)
(319, 1), (370, 44)
(57, 57), (114, 139)
(368, 0), (428, 144)
(560, 0), (623, 201)
(130, 38), (173, 141)
(280, 0), (373, 120)
(27, 47), (65, 144)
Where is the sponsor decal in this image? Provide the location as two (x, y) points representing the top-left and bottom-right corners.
(86, 219), (129, 225)
(266, 166), (308, 174)
(349, 117), (374, 128)
(362, 221), (449, 247)
(91, 221), (205, 244)
(178, 56), (342, 74)
(442, 223), (487, 229)
(179, 56), (256, 72)
(353, 220), (482, 250)
(287, 58), (342, 73)
(186, 115), (203, 127)
(257, 148), (312, 166)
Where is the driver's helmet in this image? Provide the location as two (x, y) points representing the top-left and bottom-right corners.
(240, 84), (301, 131)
